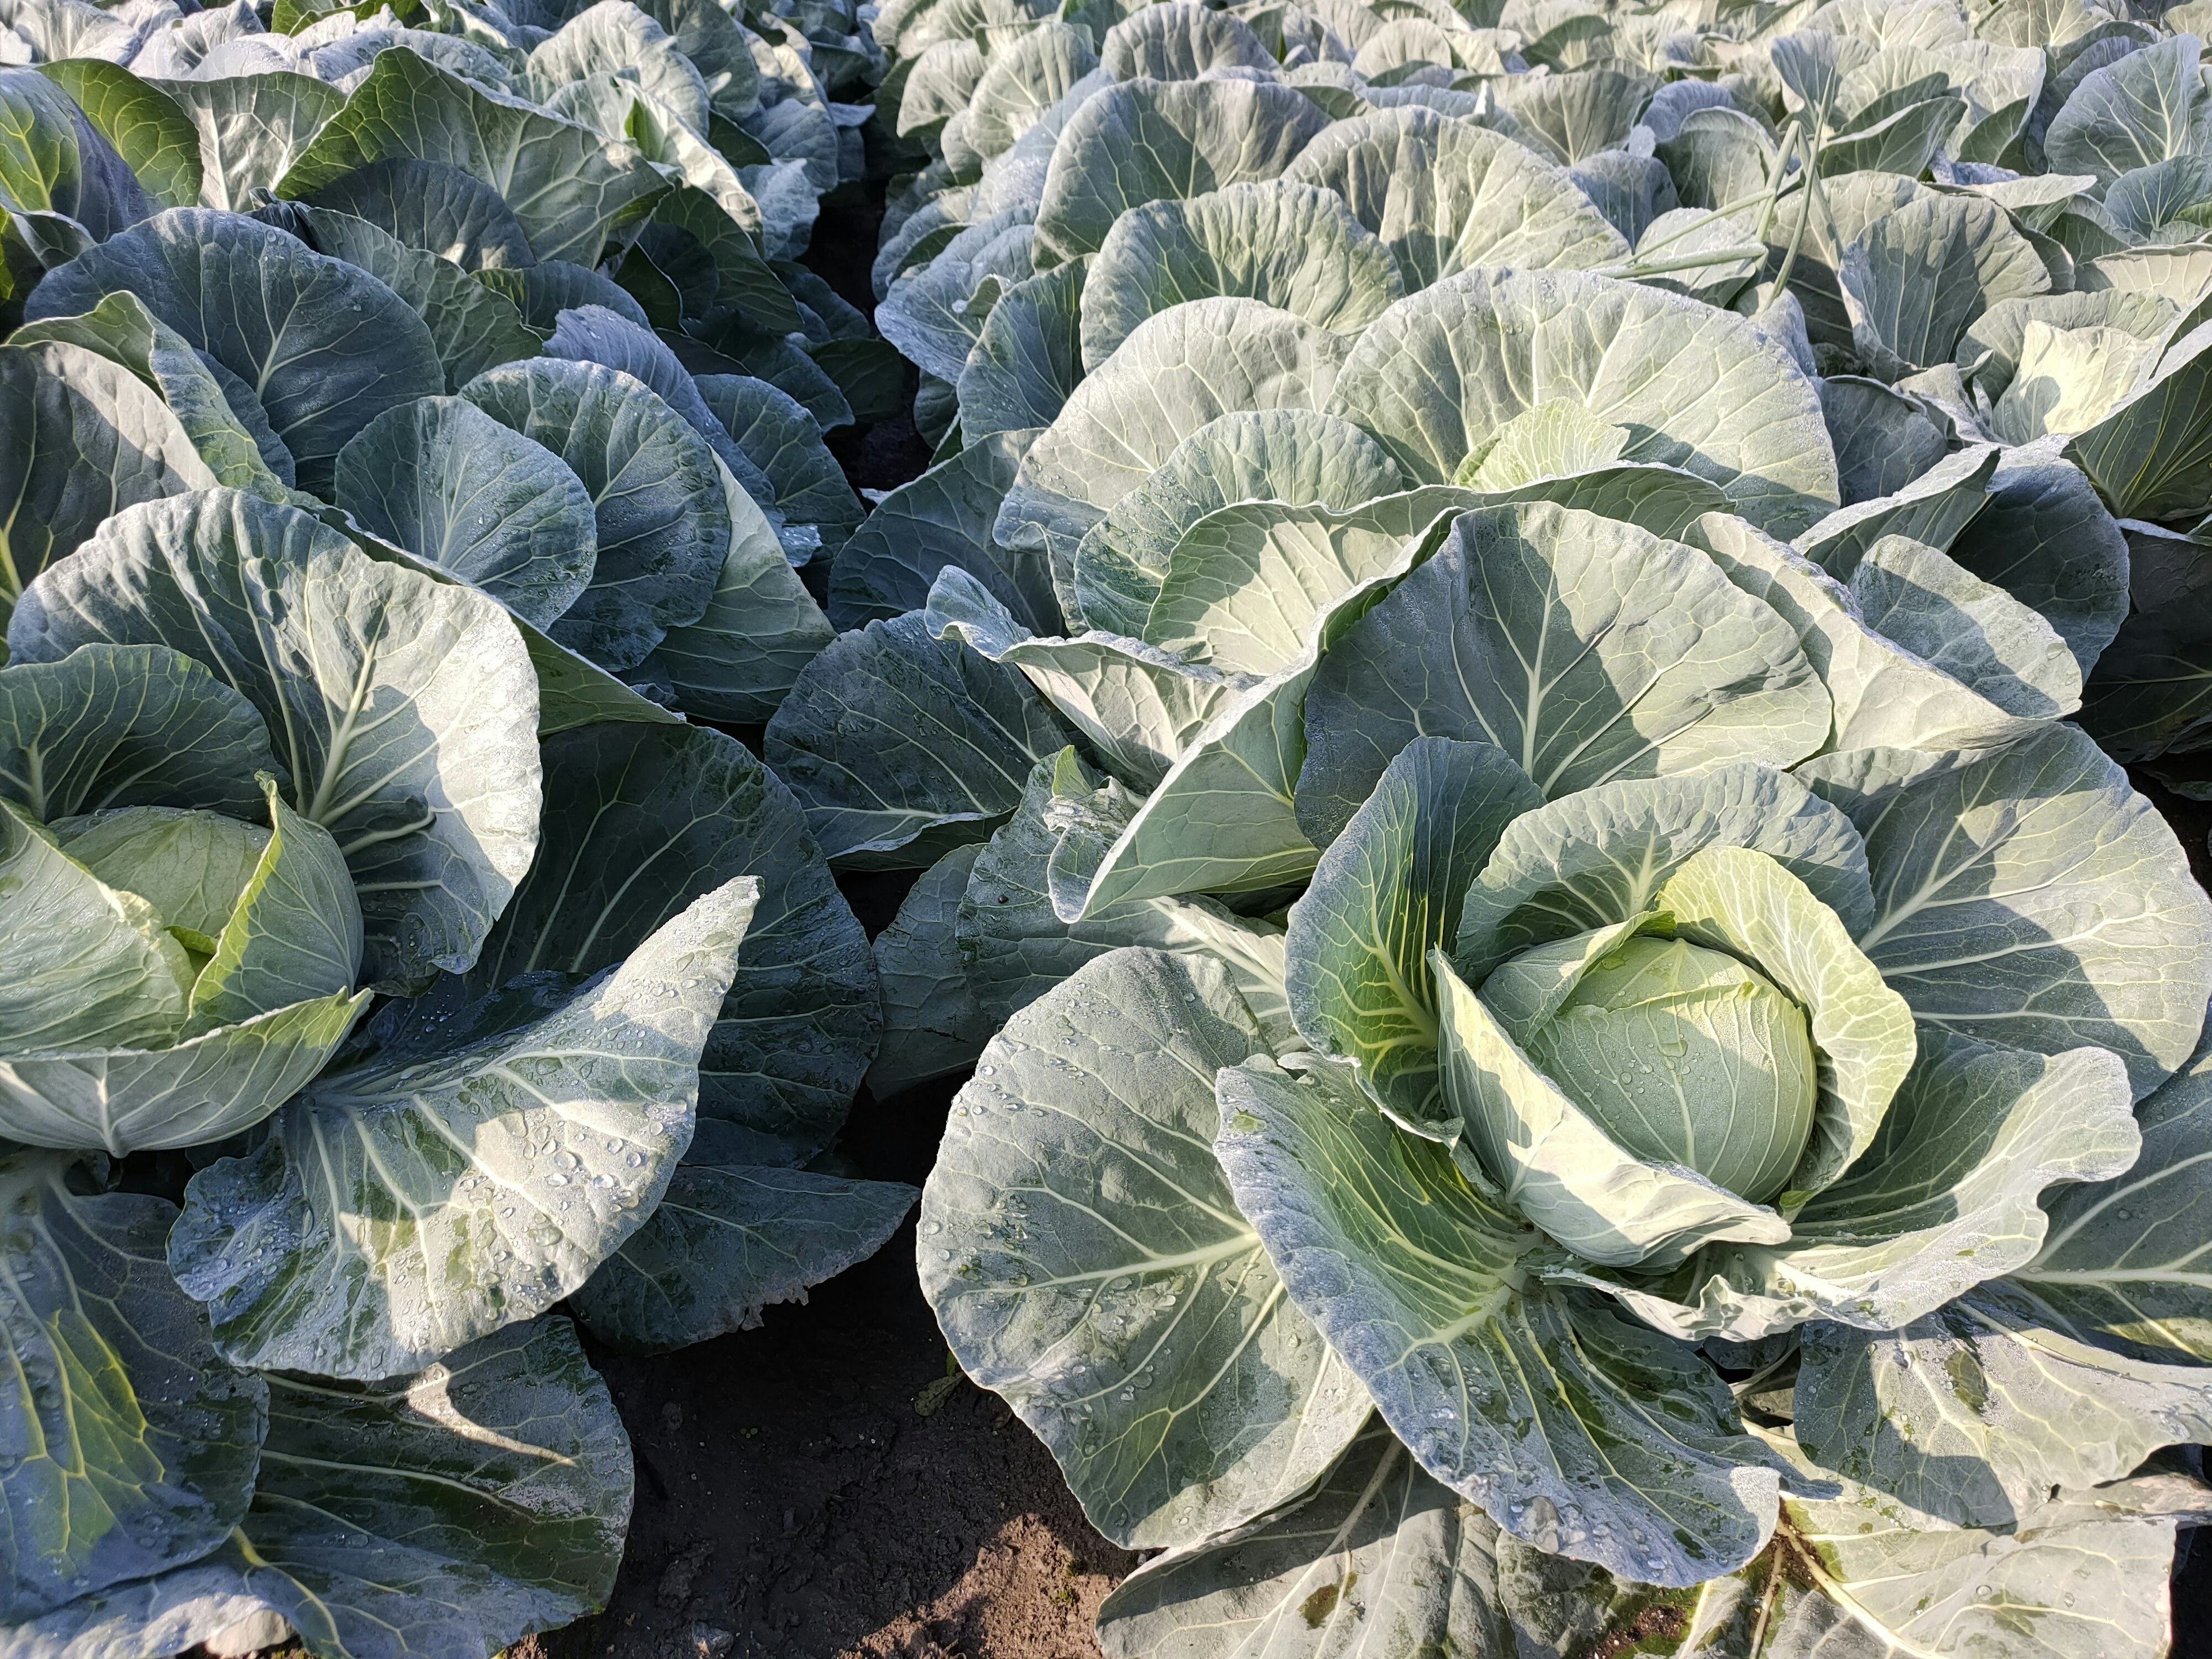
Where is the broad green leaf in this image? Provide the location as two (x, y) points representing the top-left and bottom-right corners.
(927, 565), (1241, 791)
(1558, 1032), (2142, 1342)
(1945, 445), (2128, 676)
(2012, 1035), (2212, 1363)
(169, 877), (757, 1378)
(637, 472), (835, 725)
(1655, 105), (1772, 210)
(6, 290), (294, 498)
(1798, 725), (2212, 1097)
(267, 202), (539, 394)
(1217, 1054), (1806, 1588)
(999, 298), (1351, 574)
(0, 1153), (264, 1622)
(919, 949), (1369, 1550)
(1453, 763), (1877, 979)
(1100, 0), (1276, 80)
(1325, 269), (1840, 538)
(35, 59), (200, 209)
(525, 0), (710, 136)
(1991, 321), (2155, 443)
(1080, 179), (1404, 370)
(957, 259), (1087, 441)
(24, 207), (445, 495)
(1032, 77), (1331, 266)
(877, 209), (1040, 384)
(462, 357), (729, 673)
(968, 23), (1097, 161)
(2079, 522), (2212, 761)
(1490, 66), (1649, 165)
(149, 71), (343, 213)
(570, 1161), (915, 1351)
(0, 66), (156, 240)
(696, 372), (863, 551)
(1791, 443), (1998, 579)
(1798, 1280), (2212, 1528)
(0, 643), (275, 821)
(1286, 735), (1543, 1131)
(952, 749), (1293, 1039)
(1819, 374), (1949, 505)
(1690, 512), (2058, 757)
(2067, 320), (2212, 525)
(299, 156), (537, 270)
(828, 429), (1057, 633)
(335, 395), (597, 630)
(0, 335), (218, 600)
(1435, 948), (1797, 1268)
(1298, 503), (1830, 843)
(1856, 527), (2082, 710)
(1837, 193), (2050, 377)
(1959, 291), (2179, 404)
(1284, 104), (1630, 291)
(7, 1316), (633, 1659)
(763, 609), (1075, 865)
(9, 488), (543, 991)
(868, 840), (994, 1098)
(276, 50), (664, 266)
(2043, 32), (2212, 187)
(1096, 1423), (1512, 1659)
(1741, 1442), (2182, 1659)
(464, 721), (876, 1168)
(1070, 408), (1403, 640)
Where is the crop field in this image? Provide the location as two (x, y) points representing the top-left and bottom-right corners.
(6, 0), (2212, 1653)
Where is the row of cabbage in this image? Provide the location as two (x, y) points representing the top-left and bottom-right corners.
(0, 0), (921, 1652)
(766, 0), (2212, 1650)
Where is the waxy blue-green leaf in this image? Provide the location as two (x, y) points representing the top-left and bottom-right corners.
(868, 840), (994, 1099)
(957, 259), (1088, 441)
(1216, 1054), (1810, 1588)
(764, 609), (1076, 866)
(696, 373), (863, 553)
(25, 208), (445, 496)
(34, 59), (200, 211)
(5, 290), (295, 500)
(1453, 763), (1877, 980)
(462, 357), (729, 673)
(1287, 736), (1543, 1133)
(1283, 104), (1630, 291)
(1032, 77), (1332, 266)
(2011, 1033), (2212, 1363)
(299, 156), (538, 271)
(335, 395), (597, 631)
(275, 48), (665, 267)
(952, 748), (1294, 1040)
(169, 876), (757, 1378)
(1096, 1423), (1513, 1659)
(0, 335), (218, 603)
(10, 489), (541, 991)
(1799, 725), (2212, 1097)
(1324, 269), (1840, 539)
(1079, 180), (1404, 371)
(999, 298), (1353, 575)
(919, 948), (1369, 1550)
(2067, 320), (2212, 525)
(1844, 533), (2083, 721)
(830, 430), (1056, 633)
(6, 1316), (633, 1659)
(1837, 193), (2051, 378)
(1790, 443), (1998, 579)
(571, 1161), (916, 1351)
(0, 643), (275, 823)
(0, 1152), (266, 1623)
(1945, 444), (2130, 677)
(1798, 1278), (2212, 1530)
(2043, 32), (2212, 187)
(151, 71), (344, 214)
(1298, 503), (1830, 847)
(465, 721), (876, 1168)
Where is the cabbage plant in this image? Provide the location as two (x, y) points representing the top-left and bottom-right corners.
(756, 0), (2212, 1647)
(0, 6), (915, 1653)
